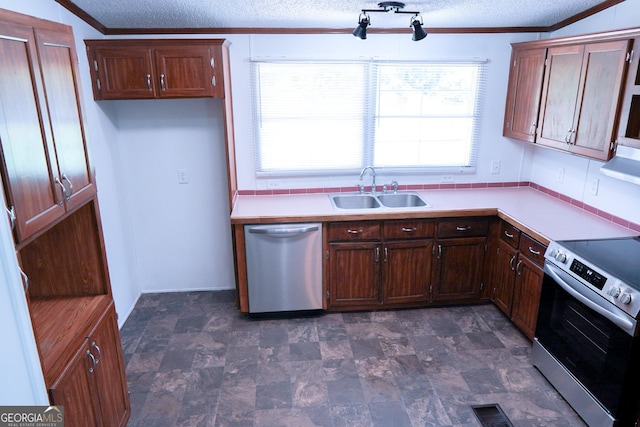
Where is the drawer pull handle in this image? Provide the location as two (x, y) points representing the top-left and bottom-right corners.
(456, 226), (471, 232)
(402, 227), (417, 233)
(516, 260), (523, 275)
(509, 255), (516, 271)
(146, 74), (152, 91)
(375, 247), (380, 262)
(504, 230), (514, 239)
(347, 229), (363, 235)
(528, 247), (541, 256)
(160, 73), (166, 91)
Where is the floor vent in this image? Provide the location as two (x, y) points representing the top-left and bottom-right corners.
(471, 404), (514, 427)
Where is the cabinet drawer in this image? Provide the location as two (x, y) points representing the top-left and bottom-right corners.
(383, 220), (435, 240)
(328, 222), (380, 241)
(500, 222), (521, 248)
(519, 234), (546, 267)
(437, 217), (489, 238)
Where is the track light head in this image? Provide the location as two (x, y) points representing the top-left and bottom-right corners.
(352, 13), (370, 39)
(354, 2), (427, 41)
(410, 14), (428, 41)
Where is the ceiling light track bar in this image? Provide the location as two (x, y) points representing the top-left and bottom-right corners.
(361, 2), (419, 15)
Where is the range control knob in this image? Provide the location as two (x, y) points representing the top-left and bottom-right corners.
(619, 293), (632, 305)
(554, 251), (567, 263)
(607, 287), (621, 298)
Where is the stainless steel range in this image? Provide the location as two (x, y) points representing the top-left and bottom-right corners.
(533, 236), (640, 427)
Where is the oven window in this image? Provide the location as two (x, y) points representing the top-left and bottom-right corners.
(536, 273), (635, 415)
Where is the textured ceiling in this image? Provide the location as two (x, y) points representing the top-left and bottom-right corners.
(61, 0), (621, 31)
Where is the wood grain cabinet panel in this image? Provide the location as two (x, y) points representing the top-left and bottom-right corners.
(328, 242), (380, 308)
(86, 39), (227, 100)
(50, 305), (130, 427)
(538, 40), (631, 160)
(616, 37), (640, 149)
(489, 221), (546, 340)
(503, 47), (547, 142)
(432, 236), (486, 302)
(382, 240), (433, 305)
(0, 19), (95, 242)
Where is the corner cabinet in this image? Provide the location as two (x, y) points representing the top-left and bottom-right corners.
(490, 220), (546, 340)
(432, 217), (489, 303)
(0, 9), (130, 426)
(85, 39), (228, 100)
(617, 37), (640, 149)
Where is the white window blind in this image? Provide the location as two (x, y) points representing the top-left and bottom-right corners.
(251, 60), (485, 175)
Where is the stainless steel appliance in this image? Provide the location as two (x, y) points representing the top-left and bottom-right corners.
(244, 223), (322, 313)
(533, 236), (640, 427)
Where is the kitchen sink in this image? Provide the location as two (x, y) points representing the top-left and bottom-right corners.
(330, 194), (380, 209)
(377, 192), (428, 208)
(329, 192), (429, 209)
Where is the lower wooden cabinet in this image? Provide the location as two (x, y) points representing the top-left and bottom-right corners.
(49, 304), (130, 427)
(490, 221), (546, 340)
(326, 219), (435, 310)
(432, 236), (486, 302)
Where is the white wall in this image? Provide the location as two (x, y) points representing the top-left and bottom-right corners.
(228, 32), (537, 190)
(114, 99), (235, 293)
(527, 0), (640, 225)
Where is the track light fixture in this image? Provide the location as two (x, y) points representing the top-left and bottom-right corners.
(353, 2), (427, 41)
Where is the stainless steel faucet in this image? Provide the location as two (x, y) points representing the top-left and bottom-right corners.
(359, 166), (376, 194)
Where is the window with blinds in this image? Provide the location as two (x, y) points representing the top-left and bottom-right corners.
(251, 60), (485, 175)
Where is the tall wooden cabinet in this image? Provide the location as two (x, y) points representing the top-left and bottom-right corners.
(0, 20), (95, 243)
(0, 9), (129, 426)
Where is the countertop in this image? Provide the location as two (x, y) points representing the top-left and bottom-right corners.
(230, 187), (637, 245)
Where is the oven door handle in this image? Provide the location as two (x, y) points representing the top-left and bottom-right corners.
(545, 262), (637, 336)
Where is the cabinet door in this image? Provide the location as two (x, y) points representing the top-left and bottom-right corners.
(572, 40), (631, 160)
(503, 47), (546, 142)
(328, 242), (379, 309)
(491, 240), (517, 316)
(34, 27), (95, 210)
(91, 308), (130, 427)
(93, 46), (156, 99)
(617, 37), (640, 148)
(382, 240), (433, 305)
(537, 44), (584, 150)
(155, 45), (215, 98)
(432, 237), (485, 302)
(0, 20), (65, 241)
(50, 339), (101, 427)
(511, 255), (544, 340)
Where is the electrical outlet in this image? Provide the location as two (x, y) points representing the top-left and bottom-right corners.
(491, 160), (501, 174)
(590, 177), (600, 196)
(440, 175), (454, 183)
(556, 167), (565, 183)
(177, 168), (188, 184)
(267, 180), (282, 189)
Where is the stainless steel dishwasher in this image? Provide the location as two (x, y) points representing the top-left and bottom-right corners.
(244, 223), (322, 313)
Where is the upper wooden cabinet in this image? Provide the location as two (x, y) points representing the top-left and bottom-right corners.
(503, 47), (547, 142)
(617, 37), (640, 149)
(0, 18), (95, 243)
(537, 40), (631, 160)
(85, 39), (228, 100)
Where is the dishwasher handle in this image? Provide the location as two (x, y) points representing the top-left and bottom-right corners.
(247, 225), (319, 235)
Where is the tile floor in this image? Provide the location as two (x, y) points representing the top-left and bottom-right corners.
(120, 291), (586, 427)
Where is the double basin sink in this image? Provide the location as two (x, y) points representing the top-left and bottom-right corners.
(330, 192), (430, 209)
